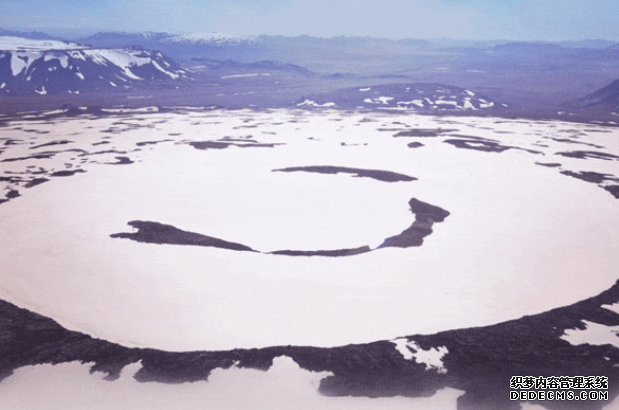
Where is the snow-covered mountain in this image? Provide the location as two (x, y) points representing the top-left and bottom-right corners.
(0, 36), (191, 96)
(295, 83), (507, 111)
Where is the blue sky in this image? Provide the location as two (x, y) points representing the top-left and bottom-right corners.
(3, 0), (619, 41)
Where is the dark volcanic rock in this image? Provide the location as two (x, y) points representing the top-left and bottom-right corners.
(443, 139), (513, 153)
(604, 185), (619, 199)
(560, 170), (619, 184)
(109, 156), (133, 165)
(272, 166), (417, 183)
(111, 221), (256, 252)
(24, 178), (50, 188)
(379, 198), (450, 249)
(50, 169), (86, 177)
(556, 151), (619, 161)
(5, 189), (20, 199)
(30, 140), (73, 150)
(188, 141), (280, 150)
(394, 128), (458, 138)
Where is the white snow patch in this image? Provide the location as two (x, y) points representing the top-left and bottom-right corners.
(359, 87), (372, 92)
(391, 339), (448, 373)
(152, 60), (179, 79)
(10, 51), (42, 76)
(75, 72), (85, 80)
(0, 358), (464, 410)
(561, 320), (619, 348)
(34, 86), (47, 95)
(297, 100), (336, 107)
(464, 90), (475, 97)
(602, 303), (619, 316)
(83, 49), (150, 80)
(376, 96), (394, 104)
(0, 83), (5, 89)
(43, 53), (69, 68)
(221, 73), (259, 79)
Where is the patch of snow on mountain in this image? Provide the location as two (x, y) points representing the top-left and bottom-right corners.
(43, 53), (69, 68)
(83, 49), (150, 80)
(221, 73), (259, 79)
(0, 36), (85, 51)
(391, 339), (448, 373)
(163, 32), (257, 45)
(359, 87), (372, 91)
(297, 99), (336, 107)
(151, 60), (179, 79)
(34, 86), (47, 95)
(10, 51), (42, 76)
(376, 96), (394, 104)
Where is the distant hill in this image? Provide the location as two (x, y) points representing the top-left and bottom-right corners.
(0, 36), (191, 97)
(0, 28), (65, 41)
(570, 79), (619, 110)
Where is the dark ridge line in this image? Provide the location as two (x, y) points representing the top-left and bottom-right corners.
(110, 221), (256, 252)
(560, 170), (619, 184)
(548, 137), (605, 149)
(29, 140), (73, 150)
(272, 166), (417, 183)
(2, 279), (619, 410)
(392, 128), (459, 138)
(270, 246), (372, 257)
(1, 153), (56, 162)
(135, 139), (173, 147)
(443, 139), (543, 155)
(112, 198), (448, 257)
(188, 141), (281, 150)
(535, 162), (562, 168)
(407, 142), (424, 148)
(556, 150), (619, 161)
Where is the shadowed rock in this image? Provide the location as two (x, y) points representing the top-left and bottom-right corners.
(111, 221), (256, 252)
(604, 185), (619, 198)
(560, 170), (618, 184)
(556, 150), (619, 161)
(393, 128), (459, 138)
(24, 178), (50, 188)
(189, 141), (280, 150)
(50, 169), (86, 177)
(273, 166), (417, 182)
